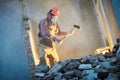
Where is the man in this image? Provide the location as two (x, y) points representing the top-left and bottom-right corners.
(38, 7), (67, 67)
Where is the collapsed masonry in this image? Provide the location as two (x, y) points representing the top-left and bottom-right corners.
(35, 43), (120, 80)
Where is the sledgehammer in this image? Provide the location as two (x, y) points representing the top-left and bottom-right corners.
(59, 25), (81, 44)
(73, 25), (80, 29)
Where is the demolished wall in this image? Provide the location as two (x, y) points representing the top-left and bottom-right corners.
(35, 43), (120, 80)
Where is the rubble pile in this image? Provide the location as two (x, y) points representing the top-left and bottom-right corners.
(35, 44), (120, 80)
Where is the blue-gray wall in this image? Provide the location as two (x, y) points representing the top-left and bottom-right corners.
(0, 0), (32, 80)
(111, 0), (120, 29)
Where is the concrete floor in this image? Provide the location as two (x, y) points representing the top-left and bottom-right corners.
(26, 0), (102, 63)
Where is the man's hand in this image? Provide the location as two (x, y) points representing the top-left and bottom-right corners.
(55, 37), (62, 43)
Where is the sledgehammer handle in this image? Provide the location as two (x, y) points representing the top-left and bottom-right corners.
(59, 25), (81, 44)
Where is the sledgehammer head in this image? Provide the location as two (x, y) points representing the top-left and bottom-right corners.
(73, 25), (81, 29)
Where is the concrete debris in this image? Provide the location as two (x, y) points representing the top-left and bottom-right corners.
(78, 64), (92, 70)
(81, 70), (94, 76)
(35, 72), (45, 77)
(82, 73), (97, 80)
(47, 61), (64, 74)
(35, 44), (120, 80)
(65, 61), (79, 70)
(104, 52), (113, 58)
(43, 73), (54, 80)
(106, 73), (119, 80)
(101, 61), (111, 69)
(97, 69), (109, 79)
(35, 64), (49, 73)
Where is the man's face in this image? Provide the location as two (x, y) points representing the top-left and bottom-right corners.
(47, 13), (59, 23)
(50, 14), (58, 23)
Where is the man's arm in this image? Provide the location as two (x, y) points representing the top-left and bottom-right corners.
(55, 24), (67, 36)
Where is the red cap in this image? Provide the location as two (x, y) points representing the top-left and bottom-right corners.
(50, 7), (60, 16)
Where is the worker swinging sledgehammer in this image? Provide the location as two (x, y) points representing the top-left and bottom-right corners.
(38, 7), (81, 67)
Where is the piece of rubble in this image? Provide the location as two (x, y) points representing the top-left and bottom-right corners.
(111, 57), (117, 63)
(54, 72), (63, 80)
(73, 69), (82, 78)
(97, 69), (109, 79)
(69, 77), (78, 80)
(81, 57), (90, 64)
(116, 64), (120, 72)
(65, 61), (79, 70)
(106, 73), (119, 80)
(104, 52), (113, 58)
(43, 73), (54, 80)
(35, 64), (49, 73)
(98, 55), (105, 62)
(62, 71), (74, 79)
(82, 69), (94, 76)
(54, 71), (63, 76)
(109, 66), (117, 73)
(47, 62), (64, 74)
(35, 72), (45, 77)
(95, 65), (101, 70)
(62, 59), (72, 66)
(101, 61), (111, 69)
(61, 78), (67, 80)
(82, 73), (97, 80)
(78, 64), (92, 70)
(54, 76), (61, 80)
(110, 57), (117, 66)
(106, 78), (119, 80)
(92, 62), (98, 68)
(117, 72), (120, 78)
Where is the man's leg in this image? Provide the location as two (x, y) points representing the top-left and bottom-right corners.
(45, 42), (59, 67)
(44, 47), (54, 67)
(51, 47), (59, 63)
(45, 47), (59, 67)
(38, 43), (46, 64)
